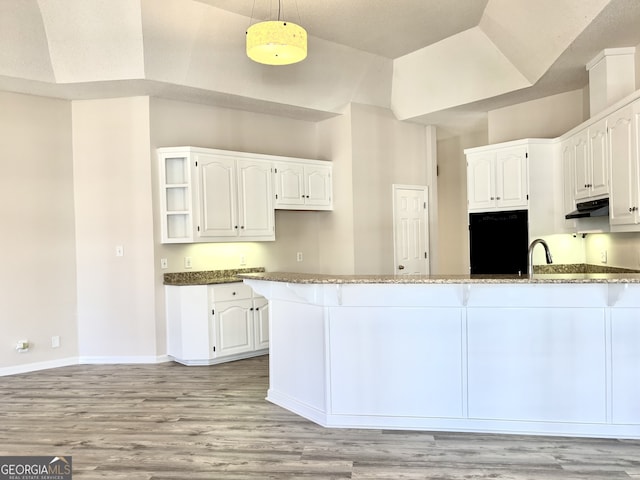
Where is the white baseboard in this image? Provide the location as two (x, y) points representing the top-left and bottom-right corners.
(1, 355), (172, 376)
(0, 357), (78, 377)
(78, 354), (172, 364)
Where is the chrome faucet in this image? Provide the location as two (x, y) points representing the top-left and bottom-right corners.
(527, 238), (552, 275)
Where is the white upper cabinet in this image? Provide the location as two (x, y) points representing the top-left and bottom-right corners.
(609, 99), (640, 230)
(572, 119), (609, 201)
(274, 160), (333, 210)
(158, 147), (332, 243)
(197, 154), (275, 241)
(466, 145), (528, 212)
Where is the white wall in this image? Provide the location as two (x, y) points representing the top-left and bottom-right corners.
(0, 92), (77, 371)
(72, 97), (157, 361)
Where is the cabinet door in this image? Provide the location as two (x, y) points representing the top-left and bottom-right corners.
(274, 163), (305, 207)
(253, 296), (269, 350)
(236, 160), (275, 238)
(197, 154), (238, 238)
(573, 129), (591, 200)
(609, 104), (638, 226)
(304, 165), (332, 207)
(495, 146), (528, 208)
(589, 118), (609, 198)
(467, 153), (495, 211)
(561, 138), (576, 216)
(214, 299), (253, 357)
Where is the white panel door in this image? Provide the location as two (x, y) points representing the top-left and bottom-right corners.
(609, 103), (639, 226)
(253, 296), (269, 350)
(589, 118), (610, 198)
(197, 154), (237, 238)
(573, 129), (591, 200)
(236, 159), (274, 238)
(495, 146), (528, 208)
(215, 299), (253, 357)
(393, 185), (429, 275)
(467, 153), (495, 210)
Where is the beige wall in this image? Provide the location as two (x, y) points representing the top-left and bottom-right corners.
(350, 104), (430, 274)
(0, 92), (77, 371)
(437, 129), (488, 274)
(488, 89), (586, 144)
(72, 97), (157, 360)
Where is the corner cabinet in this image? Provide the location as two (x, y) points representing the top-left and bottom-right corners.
(273, 160), (333, 210)
(165, 283), (268, 366)
(466, 143), (529, 212)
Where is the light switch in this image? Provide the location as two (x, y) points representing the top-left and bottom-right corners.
(115, 245), (124, 257)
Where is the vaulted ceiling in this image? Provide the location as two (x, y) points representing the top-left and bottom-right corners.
(1, 0), (639, 135)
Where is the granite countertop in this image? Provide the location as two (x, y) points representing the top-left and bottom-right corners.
(164, 267), (265, 286)
(239, 265), (640, 285)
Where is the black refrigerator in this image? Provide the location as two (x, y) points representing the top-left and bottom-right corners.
(469, 209), (528, 275)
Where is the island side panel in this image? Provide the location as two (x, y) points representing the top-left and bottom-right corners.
(267, 298), (328, 423)
(467, 307), (607, 424)
(611, 308), (640, 424)
(328, 306), (464, 418)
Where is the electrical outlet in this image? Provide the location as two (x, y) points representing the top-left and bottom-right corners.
(16, 340), (29, 352)
(160, 258), (168, 269)
(115, 245), (124, 257)
(51, 336), (60, 348)
(184, 256), (192, 269)
(600, 250), (607, 264)
(296, 252), (303, 262)
(240, 255), (246, 266)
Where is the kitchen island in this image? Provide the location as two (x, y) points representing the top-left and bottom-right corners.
(240, 272), (640, 439)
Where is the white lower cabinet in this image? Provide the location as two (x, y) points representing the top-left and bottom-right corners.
(166, 283), (268, 366)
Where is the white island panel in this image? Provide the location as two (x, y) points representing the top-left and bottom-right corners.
(328, 307), (463, 417)
(611, 308), (640, 424)
(467, 307), (607, 424)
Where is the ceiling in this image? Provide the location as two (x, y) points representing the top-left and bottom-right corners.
(194, 0), (489, 59)
(1, 0), (639, 136)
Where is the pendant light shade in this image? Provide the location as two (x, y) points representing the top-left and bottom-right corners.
(246, 20), (307, 65)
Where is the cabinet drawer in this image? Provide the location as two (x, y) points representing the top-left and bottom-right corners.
(209, 283), (253, 302)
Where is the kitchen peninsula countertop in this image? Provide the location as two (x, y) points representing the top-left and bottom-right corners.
(164, 267), (265, 286)
(239, 267), (640, 285)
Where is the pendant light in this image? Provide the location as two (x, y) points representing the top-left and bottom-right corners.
(246, 1), (307, 66)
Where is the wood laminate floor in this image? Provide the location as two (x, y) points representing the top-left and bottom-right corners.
(1, 356), (639, 479)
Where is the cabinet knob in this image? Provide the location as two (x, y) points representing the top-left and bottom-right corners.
(496, 196), (501, 200)
(232, 292), (236, 295)
(398, 265), (405, 270)
(630, 207), (633, 212)
(234, 225), (238, 229)
(241, 225), (245, 229)
(306, 195), (310, 198)
(490, 197), (495, 200)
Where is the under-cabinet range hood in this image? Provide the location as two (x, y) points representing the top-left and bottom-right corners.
(565, 197), (609, 219)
